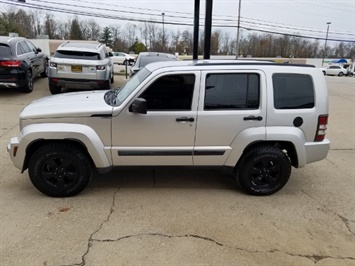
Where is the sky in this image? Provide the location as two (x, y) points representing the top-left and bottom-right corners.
(1, 0), (354, 45)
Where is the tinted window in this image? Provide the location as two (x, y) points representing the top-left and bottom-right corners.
(329, 66), (340, 69)
(204, 73), (260, 110)
(19, 41), (31, 54)
(273, 73), (314, 109)
(139, 55), (176, 67)
(54, 50), (101, 60)
(139, 74), (195, 111)
(0, 44), (12, 57)
(25, 41), (37, 52)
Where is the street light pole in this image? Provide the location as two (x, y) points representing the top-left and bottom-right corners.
(162, 12), (165, 52)
(235, 0), (241, 59)
(322, 22), (331, 66)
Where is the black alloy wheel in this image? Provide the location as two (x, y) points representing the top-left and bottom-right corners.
(28, 143), (92, 197)
(235, 145), (291, 196)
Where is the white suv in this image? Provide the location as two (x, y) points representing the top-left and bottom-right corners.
(7, 60), (330, 197)
(48, 42), (114, 94)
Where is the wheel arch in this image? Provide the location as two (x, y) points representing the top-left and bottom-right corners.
(23, 139), (95, 172)
(238, 141), (299, 168)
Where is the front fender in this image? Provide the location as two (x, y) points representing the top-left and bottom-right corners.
(14, 123), (111, 171)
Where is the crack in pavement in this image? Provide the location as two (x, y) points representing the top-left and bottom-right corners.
(64, 188), (354, 265)
(63, 189), (120, 266)
(91, 232), (355, 263)
(302, 190), (355, 237)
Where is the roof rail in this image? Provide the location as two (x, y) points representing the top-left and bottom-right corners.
(193, 61), (315, 68)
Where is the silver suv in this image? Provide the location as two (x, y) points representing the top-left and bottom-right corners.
(7, 60), (330, 197)
(48, 42), (114, 94)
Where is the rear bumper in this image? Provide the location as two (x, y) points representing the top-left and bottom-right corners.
(304, 138), (330, 165)
(49, 78), (110, 90)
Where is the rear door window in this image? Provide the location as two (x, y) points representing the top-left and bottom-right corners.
(54, 51), (101, 60)
(273, 73), (314, 109)
(204, 73), (260, 110)
(18, 41), (31, 54)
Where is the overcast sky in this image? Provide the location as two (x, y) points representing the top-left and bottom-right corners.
(1, 0), (354, 43)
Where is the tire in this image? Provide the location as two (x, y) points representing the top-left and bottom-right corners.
(338, 72), (344, 77)
(122, 59), (127, 65)
(49, 83), (61, 94)
(21, 70), (33, 93)
(40, 61), (48, 78)
(235, 145), (291, 196)
(111, 72), (114, 84)
(28, 143), (92, 197)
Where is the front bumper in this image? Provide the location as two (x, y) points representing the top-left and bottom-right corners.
(7, 136), (23, 170)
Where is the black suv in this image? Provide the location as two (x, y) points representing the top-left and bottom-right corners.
(0, 36), (48, 93)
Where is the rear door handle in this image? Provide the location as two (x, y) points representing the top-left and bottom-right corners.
(176, 117), (195, 122)
(243, 116), (263, 121)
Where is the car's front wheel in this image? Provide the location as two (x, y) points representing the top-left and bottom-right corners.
(28, 143), (92, 197)
(235, 145), (291, 196)
(338, 72), (344, 77)
(41, 61), (48, 78)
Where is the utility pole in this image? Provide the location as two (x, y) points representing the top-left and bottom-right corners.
(162, 13), (165, 52)
(235, 0), (241, 59)
(193, 0), (200, 60)
(204, 0), (213, 59)
(322, 22), (331, 66)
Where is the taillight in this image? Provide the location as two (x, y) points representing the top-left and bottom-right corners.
(96, 65), (106, 70)
(315, 115), (328, 141)
(50, 62), (57, 67)
(0, 60), (21, 67)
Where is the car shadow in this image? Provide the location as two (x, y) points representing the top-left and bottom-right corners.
(89, 167), (238, 191)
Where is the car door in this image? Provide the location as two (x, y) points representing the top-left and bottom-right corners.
(111, 71), (200, 166)
(194, 70), (267, 166)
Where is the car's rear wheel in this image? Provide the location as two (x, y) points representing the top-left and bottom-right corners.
(235, 145), (291, 196)
(21, 70), (33, 93)
(28, 143), (92, 197)
(49, 83), (61, 94)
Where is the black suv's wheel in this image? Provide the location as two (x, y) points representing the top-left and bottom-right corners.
(49, 83), (61, 94)
(111, 72), (114, 84)
(21, 70), (33, 93)
(28, 143), (92, 197)
(235, 145), (291, 196)
(41, 61), (48, 78)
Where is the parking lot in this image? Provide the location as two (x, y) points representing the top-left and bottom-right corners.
(0, 75), (354, 265)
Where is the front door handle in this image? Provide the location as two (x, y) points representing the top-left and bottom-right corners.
(176, 117), (195, 122)
(243, 116), (263, 121)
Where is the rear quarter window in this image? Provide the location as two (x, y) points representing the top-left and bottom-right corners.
(54, 50), (101, 60)
(272, 73), (315, 109)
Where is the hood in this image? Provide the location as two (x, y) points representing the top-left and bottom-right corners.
(21, 90), (113, 120)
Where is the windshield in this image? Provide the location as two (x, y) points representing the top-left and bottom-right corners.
(113, 67), (151, 106)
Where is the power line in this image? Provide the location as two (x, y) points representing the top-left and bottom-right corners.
(1, 0), (354, 43)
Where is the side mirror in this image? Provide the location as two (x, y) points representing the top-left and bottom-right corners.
(129, 98), (147, 114)
(36, 47), (42, 53)
(108, 52), (113, 57)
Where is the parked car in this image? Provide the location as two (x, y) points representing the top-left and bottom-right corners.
(0, 36), (48, 93)
(112, 52), (135, 65)
(48, 42), (114, 94)
(130, 52), (177, 77)
(320, 65), (347, 76)
(7, 60), (330, 197)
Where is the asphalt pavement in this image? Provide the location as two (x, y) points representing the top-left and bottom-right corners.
(0, 75), (354, 265)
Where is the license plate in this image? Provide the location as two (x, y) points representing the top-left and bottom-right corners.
(71, 65), (82, 72)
